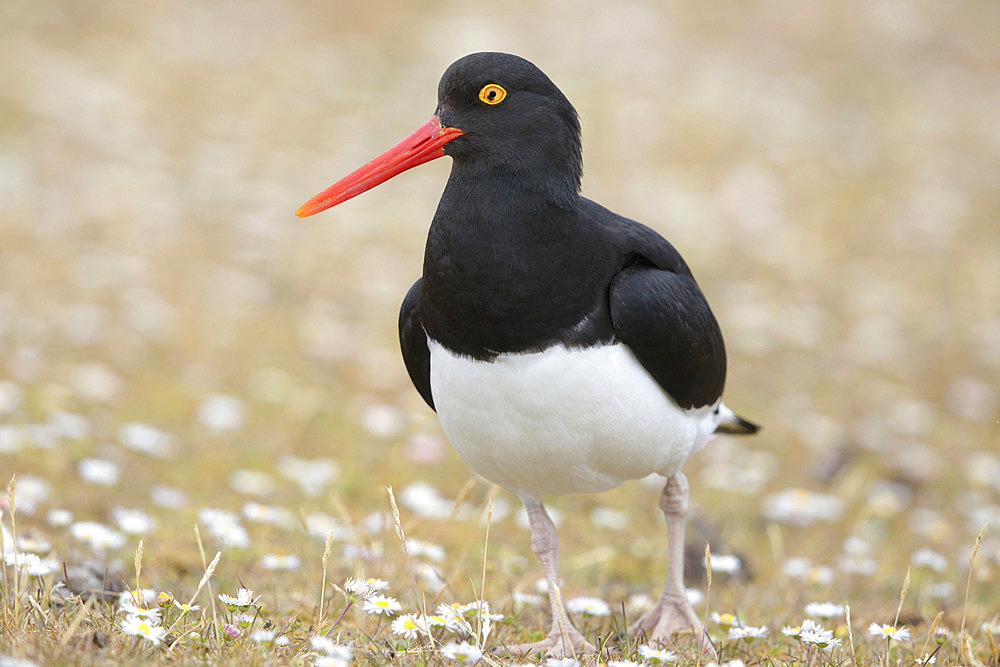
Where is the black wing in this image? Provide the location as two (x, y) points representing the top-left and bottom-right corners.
(398, 279), (435, 411)
(610, 263), (726, 409)
(578, 199), (727, 410)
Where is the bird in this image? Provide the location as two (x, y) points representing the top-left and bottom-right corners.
(296, 52), (759, 658)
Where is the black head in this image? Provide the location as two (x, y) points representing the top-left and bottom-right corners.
(435, 52), (583, 206)
(296, 53), (582, 217)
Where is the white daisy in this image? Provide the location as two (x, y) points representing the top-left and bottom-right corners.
(119, 422), (173, 457)
(77, 458), (120, 486)
(709, 612), (741, 630)
(405, 538), (446, 562)
(197, 394), (245, 433)
(391, 613), (427, 639)
(456, 601), (503, 622)
(800, 628), (841, 649)
(868, 623), (910, 641)
(440, 640), (483, 662)
(707, 554), (742, 574)
(218, 587), (259, 611)
(112, 508), (155, 535)
(728, 625), (767, 641)
(783, 618), (824, 638)
(565, 596), (610, 617)
(362, 594), (402, 616)
(638, 644), (679, 663)
(260, 553), (301, 571)
(121, 615), (167, 645)
(804, 601), (844, 619)
(364, 577), (390, 591)
(120, 600), (162, 620)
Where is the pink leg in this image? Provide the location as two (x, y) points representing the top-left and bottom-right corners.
(506, 500), (595, 658)
(629, 473), (712, 652)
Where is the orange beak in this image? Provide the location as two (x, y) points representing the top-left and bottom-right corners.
(296, 116), (465, 218)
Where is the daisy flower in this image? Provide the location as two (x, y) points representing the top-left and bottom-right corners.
(457, 601), (503, 622)
(639, 644), (679, 663)
(70, 521), (127, 551)
(218, 587), (260, 611)
(607, 661), (643, 667)
(709, 612), (741, 630)
(222, 622), (242, 640)
(425, 614), (449, 630)
(260, 553), (302, 571)
(435, 603), (469, 633)
(800, 628), (841, 649)
(440, 640), (483, 662)
(868, 623), (911, 641)
(233, 612), (256, 629)
(565, 596), (611, 617)
(362, 594), (402, 616)
(391, 613), (428, 639)
(19, 554), (59, 578)
(120, 601), (162, 621)
(121, 615), (167, 645)
(172, 600), (201, 613)
(707, 554), (742, 574)
(249, 629), (288, 646)
(405, 538), (446, 562)
(544, 659), (581, 667)
(783, 618), (824, 638)
(804, 601), (844, 619)
(77, 458), (120, 486)
(340, 577), (377, 603)
(310, 635), (337, 654)
(728, 625), (768, 641)
(365, 577), (389, 590)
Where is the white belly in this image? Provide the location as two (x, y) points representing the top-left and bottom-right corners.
(427, 339), (720, 500)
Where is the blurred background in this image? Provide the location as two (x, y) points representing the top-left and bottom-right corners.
(1, 0), (998, 621)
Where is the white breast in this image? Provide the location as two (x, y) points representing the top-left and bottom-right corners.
(428, 339), (721, 500)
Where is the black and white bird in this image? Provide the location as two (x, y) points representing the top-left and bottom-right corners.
(297, 52), (759, 658)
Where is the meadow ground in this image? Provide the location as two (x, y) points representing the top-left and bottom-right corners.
(1, 1), (999, 665)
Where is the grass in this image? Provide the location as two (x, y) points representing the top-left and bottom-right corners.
(1, 464), (998, 665)
(2, 0), (1000, 665)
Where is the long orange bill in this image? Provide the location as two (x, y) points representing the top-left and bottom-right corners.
(296, 116), (465, 218)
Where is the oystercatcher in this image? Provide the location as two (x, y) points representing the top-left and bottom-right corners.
(297, 52), (759, 658)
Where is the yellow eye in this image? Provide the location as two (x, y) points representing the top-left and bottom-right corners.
(478, 83), (507, 105)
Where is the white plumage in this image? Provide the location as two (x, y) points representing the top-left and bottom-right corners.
(428, 338), (725, 500)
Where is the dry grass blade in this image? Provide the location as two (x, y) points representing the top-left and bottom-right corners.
(165, 550), (222, 644)
(960, 522), (989, 666)
(318, 528), (334, 628)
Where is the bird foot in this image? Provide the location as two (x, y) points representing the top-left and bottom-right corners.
(629, 594), (713, 655)
(505, 626), (596, 659)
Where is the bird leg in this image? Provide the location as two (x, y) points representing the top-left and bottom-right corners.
(506, 499), (595, 658)
(629, 472), (713, 654)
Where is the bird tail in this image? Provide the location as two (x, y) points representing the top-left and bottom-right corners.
(715, 404), (761, 435)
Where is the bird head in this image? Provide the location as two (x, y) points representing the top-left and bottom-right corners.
(296, 52), (582, 218)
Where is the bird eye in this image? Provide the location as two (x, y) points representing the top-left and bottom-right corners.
(478, 83), (507, 105)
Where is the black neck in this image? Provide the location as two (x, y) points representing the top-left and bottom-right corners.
(419, 167), (617, 358)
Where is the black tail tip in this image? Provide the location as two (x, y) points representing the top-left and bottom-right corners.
(716, 414), (761, 436)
